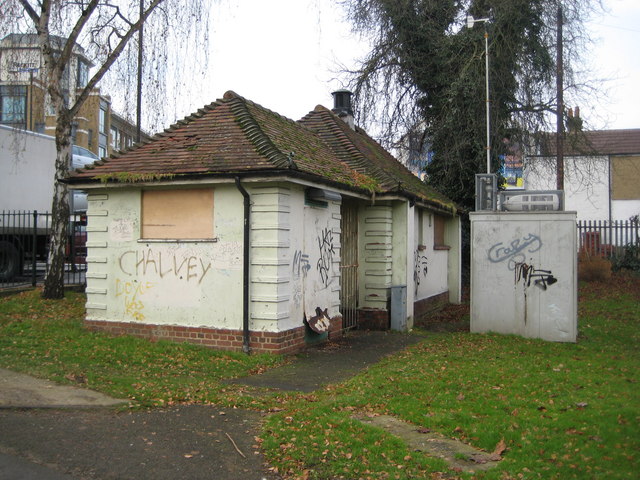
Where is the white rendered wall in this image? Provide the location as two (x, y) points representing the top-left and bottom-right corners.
(470, 212), (577, 342)
(86, 182), (343, 334)
(287, 186), (342, 328)
(360, 203), (393, 309)
(412, 209), (449, 301)
(85, 185), (244, 329)
(524, 156), (609, 221)
(613, 200), (640, 221)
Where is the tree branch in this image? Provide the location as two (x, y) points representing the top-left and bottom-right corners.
(70, 0), (164, 119)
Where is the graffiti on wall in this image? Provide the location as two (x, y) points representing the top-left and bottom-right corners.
(514, 262), (558, 290)
(488, 233), (542, 270)
(292, 250), (311, 279)
(414, 250), (429, 295)
(115, 279), (154, 320)
(118, 249), (212, 285)
(316, 228), (336, 287)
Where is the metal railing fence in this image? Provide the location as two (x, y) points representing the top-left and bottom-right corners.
(0, 210), (86, 290)
(577, 219), (639, 261)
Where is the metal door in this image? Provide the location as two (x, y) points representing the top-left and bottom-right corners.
(340, 199), (359, 330)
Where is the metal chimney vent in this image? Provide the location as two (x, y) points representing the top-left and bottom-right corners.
(331, 90), (353, 116)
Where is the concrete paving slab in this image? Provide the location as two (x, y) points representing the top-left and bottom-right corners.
(355, 414), (501, 473)
(0, 369), (128, 409)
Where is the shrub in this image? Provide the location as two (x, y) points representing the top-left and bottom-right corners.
(611, 243), (640, 272)
(578, 251), (612, 282)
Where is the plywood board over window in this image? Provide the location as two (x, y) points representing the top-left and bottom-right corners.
(142, 189), (214, 239)
(612, 156), (640, 200)
(433, 215), (449, 250)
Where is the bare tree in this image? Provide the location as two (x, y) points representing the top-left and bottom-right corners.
(0, 1), (211, 298)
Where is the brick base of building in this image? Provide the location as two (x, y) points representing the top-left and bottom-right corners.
(85, 316), (343, 355)
(414, 291), (450, 323)
(357, 308), (390, 330)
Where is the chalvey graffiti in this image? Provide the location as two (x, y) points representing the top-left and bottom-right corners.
(488, 233), (542, 270)
(118, 249), (212, 284)
(514, 262), (558, 290)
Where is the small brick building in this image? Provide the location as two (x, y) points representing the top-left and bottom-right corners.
(71, 91), (461, 354)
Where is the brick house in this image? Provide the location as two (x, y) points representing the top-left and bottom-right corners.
(70, 90), (462, 354)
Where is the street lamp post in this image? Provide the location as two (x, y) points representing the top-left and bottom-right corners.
(466, 14), (491, 174)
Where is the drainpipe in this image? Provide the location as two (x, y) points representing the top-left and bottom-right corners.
(235, 177), (251, 354)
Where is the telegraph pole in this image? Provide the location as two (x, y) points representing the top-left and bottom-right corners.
(556, 3), (564, 191)
(136, 0), (144, 143)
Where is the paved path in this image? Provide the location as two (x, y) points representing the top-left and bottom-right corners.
(0, 369), (127, 409)
(0, 330), (424, 479)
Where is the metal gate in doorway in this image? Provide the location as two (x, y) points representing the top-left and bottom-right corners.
(340, 199), (359, 330)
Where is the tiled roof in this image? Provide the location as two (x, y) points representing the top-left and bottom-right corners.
(299, 105), (457, 213)
(72, 91), (457, 213)
(538, 129), (640, 156)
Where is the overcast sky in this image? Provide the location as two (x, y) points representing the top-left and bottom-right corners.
(183, 0), (639, 131)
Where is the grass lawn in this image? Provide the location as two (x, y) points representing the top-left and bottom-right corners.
(0, 273), (638, 479)
(260, 274), (639, 479)
(0, 289), (282, 408)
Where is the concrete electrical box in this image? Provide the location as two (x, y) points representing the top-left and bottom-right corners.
(470, 211), (577, 342)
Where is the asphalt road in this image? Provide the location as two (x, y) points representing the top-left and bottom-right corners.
(0, 330), (423, 479)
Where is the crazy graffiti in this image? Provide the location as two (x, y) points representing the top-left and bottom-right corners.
(118, 249), (212, 284)
(514, 262), (558, 290)
(488, 233), (542, 270)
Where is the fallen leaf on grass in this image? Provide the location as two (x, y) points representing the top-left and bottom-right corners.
(64, 373), (87, 384)
(478, 438), (508, 461)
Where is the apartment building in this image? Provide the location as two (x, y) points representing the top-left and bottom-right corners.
(0, 34), (146, 158)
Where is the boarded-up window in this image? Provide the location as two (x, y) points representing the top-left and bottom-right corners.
(612, 156), (640, 200)
(141, 189), (214, 239)
(434, 215), (448, 249)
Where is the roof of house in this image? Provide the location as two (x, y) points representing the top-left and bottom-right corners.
(71, 91), (457, 214)
(537, 129), (640, 156)
(298, 105), (454, 208)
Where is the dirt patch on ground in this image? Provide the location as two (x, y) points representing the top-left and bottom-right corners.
(415, 302), (470, 333)
(579, 271), (640, 301)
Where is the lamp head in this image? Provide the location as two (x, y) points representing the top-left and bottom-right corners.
(466, 15), (475, 28)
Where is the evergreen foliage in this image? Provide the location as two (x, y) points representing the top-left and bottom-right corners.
(343, 0), (601, 209)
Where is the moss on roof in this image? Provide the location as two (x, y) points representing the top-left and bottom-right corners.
(70, 90), (456, 214)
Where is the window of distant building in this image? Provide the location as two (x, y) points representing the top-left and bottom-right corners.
(110, 126), (119, 149)
(77, 60), (89, 88)
(99, 106), (107, 134)
(98, 145), (107, 158)
(0, 85), (27, 127)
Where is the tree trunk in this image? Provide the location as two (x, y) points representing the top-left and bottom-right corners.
(42, 118), (72, 299)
